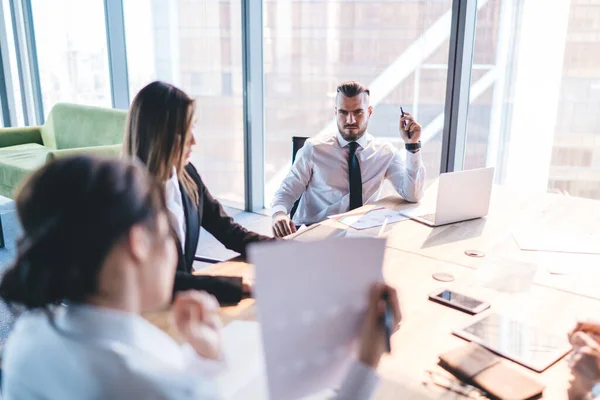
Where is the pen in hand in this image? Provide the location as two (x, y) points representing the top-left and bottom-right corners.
(400, 106), (410, 140)
(382, 291), (393, 353)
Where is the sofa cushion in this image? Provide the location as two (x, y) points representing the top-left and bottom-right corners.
(41, 103), (127, 150)
(0, 143), (52, 197)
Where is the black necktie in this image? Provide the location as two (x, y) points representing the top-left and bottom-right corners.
(348, 141), (362, 210)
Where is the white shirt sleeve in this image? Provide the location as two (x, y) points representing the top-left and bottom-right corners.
(333, 360), (379, 400)
(180, 343), (227, 376)
(385, 149), (425, 202)
(270, 142), (313, 215)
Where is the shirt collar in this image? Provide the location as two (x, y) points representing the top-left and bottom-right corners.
(165, 168), (181, 201)
(167, 168), (179, 187)
(335, 130), (370, 149)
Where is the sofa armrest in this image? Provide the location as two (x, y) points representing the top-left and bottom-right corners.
(0, 127), (43, 148)
(46, 144), (122, 162)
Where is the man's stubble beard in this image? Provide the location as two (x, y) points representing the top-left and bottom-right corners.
(338, 122), (368, 142)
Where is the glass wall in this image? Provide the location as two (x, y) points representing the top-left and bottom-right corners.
(1, 0), (25, 126)
(465, 0), (600, 199)
(263, 0), (453, 205)
(30, 0), (112, 115)
(5, 0), (597, 207)
(123, 0), (245, 206)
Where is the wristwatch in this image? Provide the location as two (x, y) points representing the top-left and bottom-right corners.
(405, 141), (421, 153)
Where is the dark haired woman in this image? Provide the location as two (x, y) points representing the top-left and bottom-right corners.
(123, 81), (271, 305)
(0, 156), (401, 399)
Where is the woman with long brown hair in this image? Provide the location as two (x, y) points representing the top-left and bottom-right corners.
(123, 81), (271, 305)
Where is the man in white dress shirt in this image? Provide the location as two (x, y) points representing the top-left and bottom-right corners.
(271, 81), (426, 237)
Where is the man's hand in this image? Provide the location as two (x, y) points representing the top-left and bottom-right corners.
(399, 111), (422, 144)
(358, 283), (402, 367)
(172, 290), (222, 360)
(568, 332), (600, 399)
(570, 321), (600, 346)
(272, 211), (296, 238)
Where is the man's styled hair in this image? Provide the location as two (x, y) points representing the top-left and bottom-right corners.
(336, 81), (370, 98)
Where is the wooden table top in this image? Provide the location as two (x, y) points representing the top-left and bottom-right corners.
(147, 187), (600, 399)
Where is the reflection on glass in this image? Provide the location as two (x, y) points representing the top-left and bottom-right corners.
(123, 0), (245, 205)
(439, 290), (483, 309)
(459, 313), (570, 371)
(466, 0), (600, 199)
(30, 0), (112, 115)
(264, 0), (453, 205)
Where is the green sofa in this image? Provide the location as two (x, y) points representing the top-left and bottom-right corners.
(0, 103), (126, 198)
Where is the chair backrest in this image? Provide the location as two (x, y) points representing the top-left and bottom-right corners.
(41, 103), (128, 150)
(292, 136), (308, 164)
(289, 136), (309, 220)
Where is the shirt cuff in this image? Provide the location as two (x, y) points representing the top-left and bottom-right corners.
(270, 204), (288, 216)
(335, 360), (379, 400)
(405, 149), (423, 170)
(592, 383), (600, 399)
(181, 343), (227, 376)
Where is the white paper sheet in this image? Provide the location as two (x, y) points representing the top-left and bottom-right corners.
(292, 224), (348, 242)
(248, 238), (386, 400)
(513, 229), (600, 255)
(512, 204), (600, 255)
(338, 207), (410, 230)
(326, 205), (382, 220)
(397, 204), (436, 219)
(216, 321), (268, 399)
(532, 251), (600, 275)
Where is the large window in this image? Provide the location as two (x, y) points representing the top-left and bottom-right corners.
(4, 0), (597, 208)
(1, 0), (25, 126)
(465, 0), (600, 200)
(263, 0), (454, 205)
(30, 0), (112, 115)
(124, 0), (245, 206)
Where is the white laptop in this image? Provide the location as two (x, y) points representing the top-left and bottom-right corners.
(401, 167), (495, 227)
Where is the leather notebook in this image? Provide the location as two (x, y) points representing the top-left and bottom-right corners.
(439, 342), (545, 400)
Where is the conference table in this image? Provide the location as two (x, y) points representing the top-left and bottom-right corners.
(147, 184), (600, 399)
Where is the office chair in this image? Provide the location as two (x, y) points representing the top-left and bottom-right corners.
(289, 136), (309, 220)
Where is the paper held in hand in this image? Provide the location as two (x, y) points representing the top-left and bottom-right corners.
(248, 238), (386, 400)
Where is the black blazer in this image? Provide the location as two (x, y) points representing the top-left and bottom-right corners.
(172, 164), (272, 304)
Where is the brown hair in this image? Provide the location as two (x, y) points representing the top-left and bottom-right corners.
(336, 81), (370, 98)
(123, 81), (199, 205)
(0, 156), (167, 309)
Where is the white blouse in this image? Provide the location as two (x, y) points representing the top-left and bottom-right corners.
(165, 168), (186, 245)
(2, 305), (378, 399)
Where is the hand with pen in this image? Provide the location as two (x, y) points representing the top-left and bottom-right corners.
(358, 283), (402, 367)
(567, 321), (600, 399)
(399, 107), (422, 145)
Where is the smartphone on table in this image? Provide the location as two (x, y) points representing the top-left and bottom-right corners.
(428, 289), (490, 315)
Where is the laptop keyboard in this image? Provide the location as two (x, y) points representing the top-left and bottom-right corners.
(420, 213), (436, 223)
